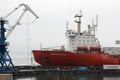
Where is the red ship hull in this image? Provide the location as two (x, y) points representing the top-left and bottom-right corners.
(32, 50), (120, 66)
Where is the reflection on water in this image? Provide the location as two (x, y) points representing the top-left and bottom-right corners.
(15, 74), (120, 80)
(35, 75), (102, 80)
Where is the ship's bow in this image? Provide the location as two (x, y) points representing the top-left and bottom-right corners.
(32, 50), (41, 65)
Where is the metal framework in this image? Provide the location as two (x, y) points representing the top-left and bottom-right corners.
(0, 20), (15, 72)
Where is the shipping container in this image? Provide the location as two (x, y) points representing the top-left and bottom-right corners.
(103, 65), (120, 69)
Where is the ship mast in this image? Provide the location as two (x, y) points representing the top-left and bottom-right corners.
(87, 15), (98, 36)
(75, 11), (82, 33)
(66, 21), (69, 31)
(92, 15), (98, 36)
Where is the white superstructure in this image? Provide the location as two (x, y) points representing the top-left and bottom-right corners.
(103, 47), (120, 56)
(65, 12), (100, 52)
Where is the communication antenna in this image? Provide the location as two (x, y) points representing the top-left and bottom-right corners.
(96, 15), (98, 26)
(88, 24), (91, 33)
(91, 15), (98, 36)
(80, 10), (82, 16)
(66, 21), (69, 31)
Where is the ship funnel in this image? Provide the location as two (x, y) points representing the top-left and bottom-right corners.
(75, 10), (82, 33)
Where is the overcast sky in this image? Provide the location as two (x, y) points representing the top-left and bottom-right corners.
(1, 0), (120, 65)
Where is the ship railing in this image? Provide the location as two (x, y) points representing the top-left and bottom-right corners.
(41, 48), (53, 51)
(41, 48), (65, 51)
(41, 45), (65, 51)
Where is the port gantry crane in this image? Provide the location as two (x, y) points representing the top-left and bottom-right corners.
(0, 3), (39, 72)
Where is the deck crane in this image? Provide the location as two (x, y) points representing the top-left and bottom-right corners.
(0, 3), (39, 72)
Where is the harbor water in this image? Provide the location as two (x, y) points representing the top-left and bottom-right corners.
(14, 74), (120, 80)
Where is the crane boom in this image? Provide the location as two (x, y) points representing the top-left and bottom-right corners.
(20, 3), (39, 18)
(5, 3), (39, 38)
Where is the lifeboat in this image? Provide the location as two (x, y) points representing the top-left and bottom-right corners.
(77, 46), (88, 50)
(90, 46), (101, 53)
(90, 46), (101, 50)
